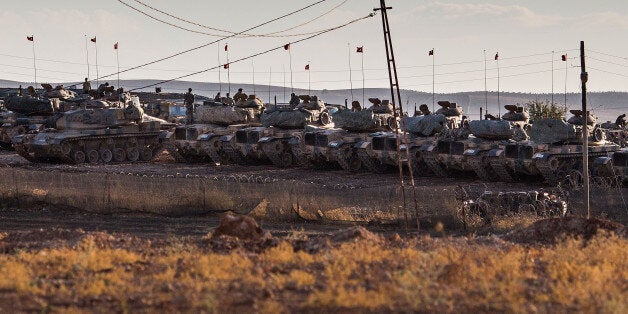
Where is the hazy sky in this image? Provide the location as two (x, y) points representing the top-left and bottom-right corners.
(1, 0), (627, 94)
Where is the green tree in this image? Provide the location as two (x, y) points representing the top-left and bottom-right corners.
(523, 100), (566, 122)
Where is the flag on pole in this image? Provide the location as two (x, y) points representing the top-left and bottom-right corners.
(223, 63), (229, 69)
(356, 46), (363, 53)
(27, 35), (34, 41)
(114, 42), (118, 50)
(224, 44), (228, 51)
(428, 49), (434, 56)
(283, 43), (290, 50)
(305, 64), (310, 70)
(561, 54), (567, 61)
(91, 37), (97, 43)
(494, 52), (499, 60)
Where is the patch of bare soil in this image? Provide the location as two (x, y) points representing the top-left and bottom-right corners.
(505, 216), (626, 244)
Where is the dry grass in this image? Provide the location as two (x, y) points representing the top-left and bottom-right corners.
(0, 232), (626, 312)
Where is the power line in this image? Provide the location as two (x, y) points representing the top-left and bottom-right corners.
(128, 13), (375, 91)
(131, 0), (350, 38)
(106, 0), (329, 81)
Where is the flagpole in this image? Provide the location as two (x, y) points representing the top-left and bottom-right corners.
(361, 48), (365, 106)
(226, 44), (230, 95)
(252, 59), (256, 95)
(432, 47), (435, 113)
(268, 66), (272, 104)
(116, 44), (120, 89)
(289, 47), (293, 93)
(348, 43), (354, 101)
(31, 37), (37, 85)
(551, 50), (554, 105)
(483, 49), (487, 117)
(85, 35), (90, 81)
(218, 42), (222, 94)
(308, 62), (311, 95)
(564, 54), (568, 111)
(94, 38), (99, 86)
(496, 52), (500, 118)
(283, 64), (286, 103)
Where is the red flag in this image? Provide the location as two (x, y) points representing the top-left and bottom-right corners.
(91, 37), (96, 43)
(356, 46), (363, 53)
(428, 49), (434, 56)
(494, 52), (499, 60)
(305, 64), (310, 70)
(223, 63), (229, 69)
(26, 35), (33, 41)
(561, 54), (567, 61)
(114, 42), (118, 50)
(224, 44), (228, 51)
(284, 43), (290, 50)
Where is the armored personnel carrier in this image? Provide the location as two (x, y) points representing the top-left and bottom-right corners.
(165, 96), (262, 163)
(296, 101), (394, 172)
(222, 95), (332, 167)
(529, 111), (620, 184)
(12, 95), (167, 164)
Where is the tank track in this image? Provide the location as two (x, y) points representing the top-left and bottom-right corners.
(333, 144), (361, 172)
(422, 151), (448, 177)
(467, 153), (495, 181)
(18, 133), (162, 164)
(203, 138), (225, 164)
(290, 143), (312, 167)
(357, 148), (388, 173)
(488, 157), (515, 182)
(222, 141), (247, 165)
(535, 152), (611, 185)
(261, 141), (293, 168)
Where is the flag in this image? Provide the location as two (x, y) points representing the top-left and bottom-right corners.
(561, 54), (567, 61)
(224, 44), (228, 51)
(114, 42), (118, 50)
(356, 46), (363, 53)
(428, 49), (434, 56)
(223, 63), (229, 69)
(494, 52), (499, 60)
(283, 43), (290, 50)
(305, 64), (310, 70)
(26, 35), (33, 41)
(91, 37), (96, 43)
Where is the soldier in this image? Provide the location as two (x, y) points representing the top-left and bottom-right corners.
(214, 92), (221, 102)
(184, 88), (195, 124)
(97, 82), (110, 98)
(419, 104), (430, 115)
(289, 93), (300, 108)
(233, 88), (247, 103)
(351, 100), (362, 112)
(616, 114), (626, 128)
(17, 85), (22, 96)
(82, 78), (91, 94)
(223, 92), (234, 106)
(26, 86), (37, 97)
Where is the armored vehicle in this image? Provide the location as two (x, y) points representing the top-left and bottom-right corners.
(296, 104), (394, 172)
(529, 111), (621, 184)
(593, 149), (628, 185)
(165, 97), (262, 163)
(12, 95), (167, 164)
(222, 95), (332, 167)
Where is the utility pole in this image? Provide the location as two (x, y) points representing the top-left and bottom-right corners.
(580, 41), (590, 219)
(374, 0), (419, 233)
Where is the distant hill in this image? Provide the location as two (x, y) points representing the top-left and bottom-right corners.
(1, 79), (625, 122)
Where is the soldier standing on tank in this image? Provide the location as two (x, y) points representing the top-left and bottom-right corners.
(616, 114), (626, 128)
(97, 82), (109, 98)
(214, 92), (221, 102)
(351, 100), (362, 112)
(419, 104), (431, 115)
(289, 93), (300, 109)
(233, 88), (247, 103)
(82, 78), (91, 94)
(184, 88), (195, 124)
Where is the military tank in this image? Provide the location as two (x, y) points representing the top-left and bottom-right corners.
(0, 94), (59, 149)
(165, 96), (262, 163)
(12, 95), (167, 164)
(222, 95), (332, 167)
(296, 100), (394, 172)
(529, 110), (621, 184)
(593, 149), (628, 185)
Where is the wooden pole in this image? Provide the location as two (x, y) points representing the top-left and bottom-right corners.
(580, 41), (590, 219)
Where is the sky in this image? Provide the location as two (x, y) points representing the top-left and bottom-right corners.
(1, 0), (627, 94)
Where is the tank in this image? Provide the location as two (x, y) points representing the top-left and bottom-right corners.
(222, 95), (332, 168)
(295, 106), (393, 172)
(523, 112), (620, 184)
(164, 97), (262, 164)
(593, 149), (628, 186)
(12, 96), (167, 164)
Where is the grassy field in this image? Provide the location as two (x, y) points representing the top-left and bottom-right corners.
(0, 225), (626, 313)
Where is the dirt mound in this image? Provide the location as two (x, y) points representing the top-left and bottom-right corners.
(330, 226), (382, 243)
(212, 214), (272, 241)
(505, 216), (626, 244)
